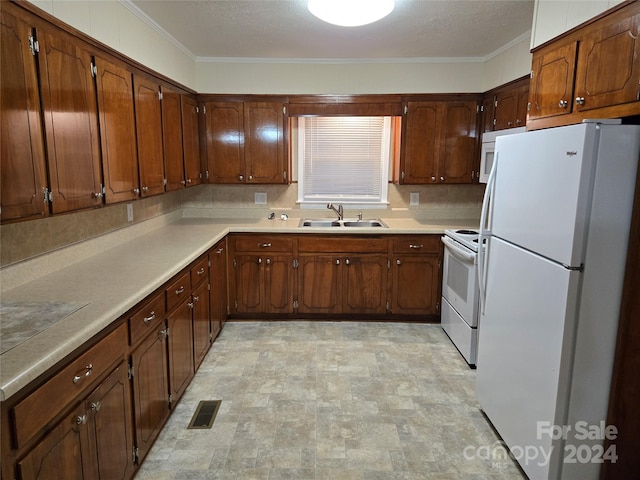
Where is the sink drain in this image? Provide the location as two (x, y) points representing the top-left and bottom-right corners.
(187, 400), (221, 429)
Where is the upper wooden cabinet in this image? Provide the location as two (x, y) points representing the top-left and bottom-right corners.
(134, 75), (165, 197)
(161, 86), (185, 192)
(528, 1), (640, 128)
(482, 75), (529, 133)
(181, 95), (202, 187)
(95, 56), (139, 204)
(1, 9), (48, 222)
(204, 99), (288, 184)
(37, 26), (104, 213)
(400, 99), (479, 184)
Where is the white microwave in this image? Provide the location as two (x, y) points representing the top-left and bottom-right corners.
(479, 127), (526, 183)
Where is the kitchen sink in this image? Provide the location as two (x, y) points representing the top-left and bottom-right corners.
(298, 218), (387, 228)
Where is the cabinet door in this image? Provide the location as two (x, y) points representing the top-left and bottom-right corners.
(528, 42), (578, 119)
(244, 102), (286, 184)
(481, 95), (495, 133)
(298, 255), (341, 314)
(439, 101), (477, 184)
(86, 361), (135, 480)
(494, 89), (518, 130)
(130, 324), (169, 462)
(0, 10), (48, 222)
(210, 241), (228, 337)
(95, 56), (139, 203)
(181, 95), (201, 187)
(232, 254), (264, 313)
(134, 76), (164, 197)
(574, 10), (640, 112)
(391, 255), (440, 315)
(400, 102), (441, 184)
(18, 403), (94, 480)
(265, 255), (294, 314)
(162, 87), (185, 192)
(167, 301), (195, 402)
(37, 27), (103, 213)
(205, 102), (244, 183)
(192, 281), (211, 370)
(342, 255), (388, 314)
(515, 84), (529, 128)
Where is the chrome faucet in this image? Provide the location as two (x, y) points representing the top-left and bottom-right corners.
(327, 203), (343, 220)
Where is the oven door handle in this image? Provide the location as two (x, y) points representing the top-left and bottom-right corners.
(441, 236), (476, 263)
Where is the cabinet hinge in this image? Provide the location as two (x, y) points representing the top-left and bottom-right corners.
(527, 102), (531, 111)
(128, 364), (134, 380)
(436, 301), (440, 313)
(530, 70), (534, 78)
(196, 106), (200, 113)
(283, 171), (287, 181)
(403, 105), (408, 114)
(293, 300), (299, 309)
(43, 188), (52, 204)
(476, 105), (482, 114)
(168, 394), (173, 409)
(471, 170), (475, 180)
(292, 259), (299, 269)
(492, 118), (496, 126)
(158, 91), (163, 101)
(29, 34), (39, 55)
(90, 61), (97, 78)
(401, 171), (405, 181)
(282, 106), (286, 115)
(234, 300), (238, 311)
(387, 260), (391, 269)
(202, 105), (207, 115)
(494, 99), (498, 108)
(386, 301), (390, 312)
(205, 170), (210, 180)
(132, 446), (139, 464)
(163, 178), (167, 186)
(233, 258), (237, 268)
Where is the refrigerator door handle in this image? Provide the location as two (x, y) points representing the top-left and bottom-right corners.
(478, 151), (498, 314)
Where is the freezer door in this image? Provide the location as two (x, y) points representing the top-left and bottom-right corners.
(476, 237), (581, 480)
(491, 123), (598, 267)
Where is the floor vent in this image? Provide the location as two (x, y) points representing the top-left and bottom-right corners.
(187, 400), (221, 429)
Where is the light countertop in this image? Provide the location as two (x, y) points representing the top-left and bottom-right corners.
(0, 215), (478, 401)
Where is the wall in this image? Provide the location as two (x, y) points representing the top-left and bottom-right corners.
(531, 0), (624, 49)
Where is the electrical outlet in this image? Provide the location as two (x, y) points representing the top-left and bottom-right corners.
(126, 203), (133, 222)
(255, 192), (267, 205)
(410, 192), (419, 206)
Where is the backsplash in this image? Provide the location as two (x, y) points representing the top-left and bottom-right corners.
(0, 183), (483, 268)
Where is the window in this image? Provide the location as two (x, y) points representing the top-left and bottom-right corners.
(297, 116), (391, 207)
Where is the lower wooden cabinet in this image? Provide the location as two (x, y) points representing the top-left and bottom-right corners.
(167, 299), (195, 403)
(17, 360), (134, 480)
(192, 280), (211, 370)
(209, 239), (228, 338)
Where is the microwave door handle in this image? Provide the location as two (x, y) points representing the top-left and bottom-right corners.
(441, 236), (476, 263)
(478, 151), (498, 314)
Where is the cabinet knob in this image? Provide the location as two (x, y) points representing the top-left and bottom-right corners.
(91, 192), (103, 199)
(143, 311), (156, 324)
(335, 259), (340, 265)
(396, 259), (402, 265)
(516, 119), (522, 125)
(193, 295), (199, 303)
(76, 414), (87, 425)
(266, 258), (271, 265)
(248, 175), (253, 181)
(186, 178), (192, 184)
(507, 121), (513, 126)
(440, 176), (445, 182)
(575, 97), (585, 106)
(142, 186), (149, 192)
(90, 401), (102, 412)
(133, 188), (140, 195)
(345, 259), (350, 265)
(431, 176), (436, 182)
(558, 99), (568, 108)
(159, 328), (168, 339)
(258, 258), (262, 264)
(239, 175), (244, 181)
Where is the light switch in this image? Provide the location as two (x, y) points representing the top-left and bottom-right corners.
(255, 192), (267, 205)
(410, 192), (419, 206)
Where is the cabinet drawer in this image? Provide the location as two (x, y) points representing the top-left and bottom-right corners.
(190, 257), (209, 288)
(129, 291), (166, 346)
(166, 271), (191, 312)
(298, 236), (388, 253)
(233, 235), (293, 252)
(12, 323), (127, 449)
(391, 235), (440, 254)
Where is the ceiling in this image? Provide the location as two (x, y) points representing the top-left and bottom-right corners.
(129, 0), (535, 60)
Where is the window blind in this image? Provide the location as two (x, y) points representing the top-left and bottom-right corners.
(298, 116), (390, 204)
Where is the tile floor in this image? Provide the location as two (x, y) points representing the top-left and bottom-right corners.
(134, 321), (526, 480)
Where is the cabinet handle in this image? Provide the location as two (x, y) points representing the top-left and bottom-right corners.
(558, 99), (568, 108)
(72, 364), (93, 384)
(142, 186), (149, 192)
(76, 414), (87, 425)
(133, 188), (140, 194)
(90, 401), (101, 412)
(345, 259), (350, 265)
(193, 295), (199, 303)
(175, 286), (185, 295)
(409, 244), (423, 249)
(196, 267), (206, 276)
(396, 259), (402, 265)
(266, 258), (271, 265)
(91, 192), (103, 199)
(259, 243), (272, 248)
(143, 311), (156, 324)
(575, 97), (585, 106)
(239, 175), (244, 181)
(216, 248), (224, 254)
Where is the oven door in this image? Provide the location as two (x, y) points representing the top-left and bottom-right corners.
(441, 236), (479, 327)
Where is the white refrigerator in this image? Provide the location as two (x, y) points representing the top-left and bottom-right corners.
(475, 121), (640, 480)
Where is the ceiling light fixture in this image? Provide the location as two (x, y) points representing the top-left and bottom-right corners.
(307, 0), (395, 27)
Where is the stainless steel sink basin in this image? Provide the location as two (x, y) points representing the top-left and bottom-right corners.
(298, 218), (387, 228)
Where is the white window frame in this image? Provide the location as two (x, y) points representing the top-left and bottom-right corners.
(297, 116), (392, 208)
